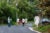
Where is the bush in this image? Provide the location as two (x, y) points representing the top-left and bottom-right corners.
(33, 24), (50, 33)
(11, 22), (16, 25)
(38, 25), (50, 32)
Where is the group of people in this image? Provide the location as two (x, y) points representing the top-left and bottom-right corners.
(8, 16), (27, 27)
(17, 18), (27, 26)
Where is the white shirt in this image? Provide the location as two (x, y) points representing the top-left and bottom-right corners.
(17, 19), (19, 22)
(22, 19), (25, 22)
(25, 18), (27, 23)
(8, 17), (11, 23)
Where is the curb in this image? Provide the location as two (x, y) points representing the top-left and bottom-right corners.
(28, 27), (41, 33)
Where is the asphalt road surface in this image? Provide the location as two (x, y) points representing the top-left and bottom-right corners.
(0, 24), (37, 33)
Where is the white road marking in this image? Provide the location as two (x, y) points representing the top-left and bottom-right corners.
(28, 27), (41, 33)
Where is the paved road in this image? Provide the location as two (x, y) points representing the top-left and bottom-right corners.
(0, 24), (37, 33)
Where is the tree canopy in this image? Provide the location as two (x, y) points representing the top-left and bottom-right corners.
(0, 0), (18, 23)
(17, 0), (39, 21)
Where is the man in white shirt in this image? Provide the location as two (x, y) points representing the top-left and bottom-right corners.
(8, 17), (11, 27)
(22, 19), (25, 26)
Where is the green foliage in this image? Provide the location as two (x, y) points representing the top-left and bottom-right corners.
(11, 21), (16, 25)
(0, 0), (18, 23)
(33, 24), (50, 32)
(17, 0), (38, 20)
(0, 0), (40, 23)
(38, 25), (50, 32)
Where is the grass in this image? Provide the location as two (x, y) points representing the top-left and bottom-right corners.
(33, 24), (50, 33)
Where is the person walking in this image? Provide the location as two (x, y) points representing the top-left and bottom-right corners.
(25, 18), (27, 24)
(17, 18), (19, 25)
(22, 19), (25, 26)
(8, 17), (11, 27)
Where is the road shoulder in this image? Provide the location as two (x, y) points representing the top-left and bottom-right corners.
(28, 27), (41, 33)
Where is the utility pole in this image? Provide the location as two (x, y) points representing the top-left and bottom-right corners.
(16, 3), (18, 22)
